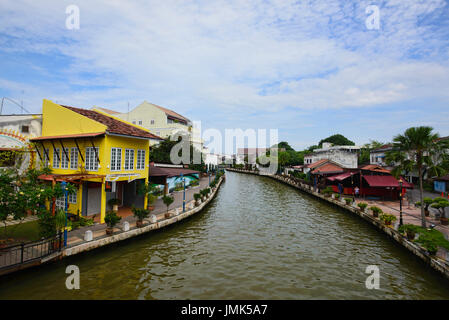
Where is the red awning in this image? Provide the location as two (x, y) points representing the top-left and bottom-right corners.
(363, 175), (413, 188)
(327, 171), (353, 181)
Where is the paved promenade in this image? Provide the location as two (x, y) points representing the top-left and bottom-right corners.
(67, 175), (214, 247)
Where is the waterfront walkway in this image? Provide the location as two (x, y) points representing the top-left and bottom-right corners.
(67, 175), (214, 247)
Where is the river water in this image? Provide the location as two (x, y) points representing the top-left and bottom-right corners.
(1, 171), (449, 299)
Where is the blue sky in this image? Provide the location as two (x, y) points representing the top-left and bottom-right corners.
(1, 0), (449, 150)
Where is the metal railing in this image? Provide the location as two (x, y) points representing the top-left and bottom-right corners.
(0, 232), (63, 271)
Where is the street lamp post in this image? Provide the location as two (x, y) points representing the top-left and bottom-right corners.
(399, 178), (403, 227)
(61, 181), (68, 247)
(181, 174), (186, 212)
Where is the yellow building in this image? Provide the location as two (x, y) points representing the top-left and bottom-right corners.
(94, 101), (204, 151)
(30, 99), (163, 223)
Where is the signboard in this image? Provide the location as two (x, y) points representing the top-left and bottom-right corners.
(434, 181), (446, 193)
(105, 173), (141, 182)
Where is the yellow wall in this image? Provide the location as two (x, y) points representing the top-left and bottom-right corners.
(42, 99), (107, 136)
(39, 100), (151, 222)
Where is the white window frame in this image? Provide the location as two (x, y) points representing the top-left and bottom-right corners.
(53, 148), (60, 168)
(137, 149), (146, 170)
(124, 149), (135, 170)
(70, 147), (79, 170)
(61, 148), (69, 169)
(110, 147), (122, 171)
(68, 188), (77, 204)
(85, 147), (99, 171)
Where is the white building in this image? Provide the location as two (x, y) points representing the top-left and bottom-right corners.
(0, 114), (42, 172)
(304, 143), (360, 168)
(370, 144), (393, 167)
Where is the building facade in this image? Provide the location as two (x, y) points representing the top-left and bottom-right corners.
(304, 143), (360, 168)
(95, 101), (203, 152)
(31, 100), (161, 223)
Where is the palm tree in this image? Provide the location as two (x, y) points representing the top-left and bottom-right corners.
(386, 127), (449, 227)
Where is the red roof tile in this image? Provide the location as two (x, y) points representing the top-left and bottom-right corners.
(61, 105), (163, 140)
(311, 163), (344, 174)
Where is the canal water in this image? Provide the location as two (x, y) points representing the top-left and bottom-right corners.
(1, 171), (449, 299)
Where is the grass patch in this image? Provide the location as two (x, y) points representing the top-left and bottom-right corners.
(399, 224), (449, 251)
(0, 220), (41, 243)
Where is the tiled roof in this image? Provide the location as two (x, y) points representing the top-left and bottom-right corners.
(360, 164), (391, 174)
(311, 163), (344, 174)
(94, 107), (120, 115)
(151, 103), (190, 123)
(371, 144), (393, 152)
(61, 105), (163, 140)
(306, 159), (329, 169)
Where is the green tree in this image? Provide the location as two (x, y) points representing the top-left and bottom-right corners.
(359, 140), (385, 165)
(318, 134), (355, 147)
(386, 127), (449, 227)
(149, 136), (204, 169)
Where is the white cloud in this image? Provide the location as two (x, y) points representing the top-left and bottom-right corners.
(0, 0), (448, 140)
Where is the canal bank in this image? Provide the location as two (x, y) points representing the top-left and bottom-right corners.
(0, 174), (225, 277)
(1, 170), (449, 299)
(226, 168), (449, 282)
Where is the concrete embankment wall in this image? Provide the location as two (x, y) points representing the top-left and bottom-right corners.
(226, 168), (449, 281)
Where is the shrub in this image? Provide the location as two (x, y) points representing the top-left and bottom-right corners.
(357, 202), (368, 211)
(322, 186), (333, 196)
(38, 211), (57, 238)
(194, 193), (202, 203)
(398, 224), (449, 253)
(344, 198), (353, 205)
(132, 207), (150, 222)
(369, 206), (383, 217)
(379, 213), (397, 225)
(105, 211), (121, 228)
(431, 197), (449, 218)
(107, 198), (120, 206)
(162, 195), (174, 213)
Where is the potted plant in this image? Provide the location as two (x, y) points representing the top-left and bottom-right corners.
(148, 194), (157, 211)
(105, 210), (121, 235)
(415, 197), (433, 217)
(427, 243), (438, 255)
(399, 224), (417, 241)
(431, 197), (449, 225)
(200, 189), (208, 201)
(357, 202), (368, 212)
(322, 186), (333, 197)
(369, 206), (382, 218)
(132, 207), (150, 228)
(108, 198), (120, 212)
(344, 198), (353, 205)
(334, 193), (340, 200)
(194, 193), (202, 206)
(162, 195), (174, 218)
(379, 213), (397, 226)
